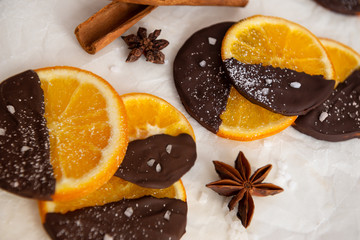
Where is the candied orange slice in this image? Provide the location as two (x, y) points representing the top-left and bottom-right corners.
(320, 38), (360, 85)
(36, 66), (128, 201)
(38, 177), (186, 222)
(121, 93), (195, 141)
(219, 15), (335, 141)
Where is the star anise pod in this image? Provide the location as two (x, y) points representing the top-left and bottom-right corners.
(206, 151), (283, 228)
(121, 27), (169, 64)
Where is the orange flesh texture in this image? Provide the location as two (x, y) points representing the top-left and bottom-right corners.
(121, 93), (195, 141)
(36, 67), (128, 201)
(218, 88), (297, 141)
(222, 16), (334, 78)
(320, 38), (360, 85)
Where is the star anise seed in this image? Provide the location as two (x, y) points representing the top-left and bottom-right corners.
(121, 27), (169, 64)
(206, 151), (284, 228)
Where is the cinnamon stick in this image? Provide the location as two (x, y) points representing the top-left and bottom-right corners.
(116, 0), (249, 6)
(75, 1), (157, 54)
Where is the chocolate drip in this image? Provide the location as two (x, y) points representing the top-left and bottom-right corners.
(0, 70), (55, 200)
(294, 69), (360, 141)
(44, 196), (187, 240)
(224, 58), (335, 116)
(314, 0), (360, 15)
(173, 22), (234, 133)
(115, 133), (196, 188)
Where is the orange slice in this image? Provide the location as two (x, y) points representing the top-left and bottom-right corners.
(320, 38), (360, 85)
(121, 93), (195, 141)
(217, 88), (297, 141)
(219, 15), (335, 141)
(36, 66), (128, 201)
(38, 177), (186, 222)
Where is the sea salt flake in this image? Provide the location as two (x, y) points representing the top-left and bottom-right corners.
(165, 144), (172, 154)
(12, 181), (19, 188)
(199, 60), (206, 67)
(208, 37), (217, 45)
(21, 146), (31, 153)
(290, 82), (301, 88)
(147, 159), (156, 167)
(164, 210), (171, 221)
(261, 88), (269, 95)
(7, 105), (15, 114)
(265, 79), (272, 84)
(124, 207), (134, 217)
(156, 163), (162, 173)
(319, 112), (328, 122)
(103, 234), (114, 240)
(0, 128), (5, 136)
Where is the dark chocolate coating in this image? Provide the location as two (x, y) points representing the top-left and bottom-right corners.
(0, 70), (55, 200)
(115, 133), (196, 189)
(173, 22), (234, 133)
(44, 196), (187, 240)
(314, 0), (360, 15)
(294, 69), (360, 141)
(223, 58), (336, 116)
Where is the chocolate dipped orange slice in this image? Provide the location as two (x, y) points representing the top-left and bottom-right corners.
(115, 93), (197, 189)
(314, 0), (360, 15)
(173, 21), (297, 141)
(220, 15), (335, 140)
(0, 67), (128, 201)
(39, 177), (187, 240)
(294, 39), (360, 141)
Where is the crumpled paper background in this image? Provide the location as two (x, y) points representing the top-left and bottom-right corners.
(0, 0), (359, 239)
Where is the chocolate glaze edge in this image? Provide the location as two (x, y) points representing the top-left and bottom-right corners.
(314, 0), (360, 15)
(293, 69), (360, 142)
(43, 196), (188, 240)
(0, 70), (55, 200)
(115, 133), (197, 189)
(223, 58), (336, 116)
(173, 22), (235, 133)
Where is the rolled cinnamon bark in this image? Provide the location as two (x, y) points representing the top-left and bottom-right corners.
(75, 1), (157, 54)
(116, 0), (248, 6)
